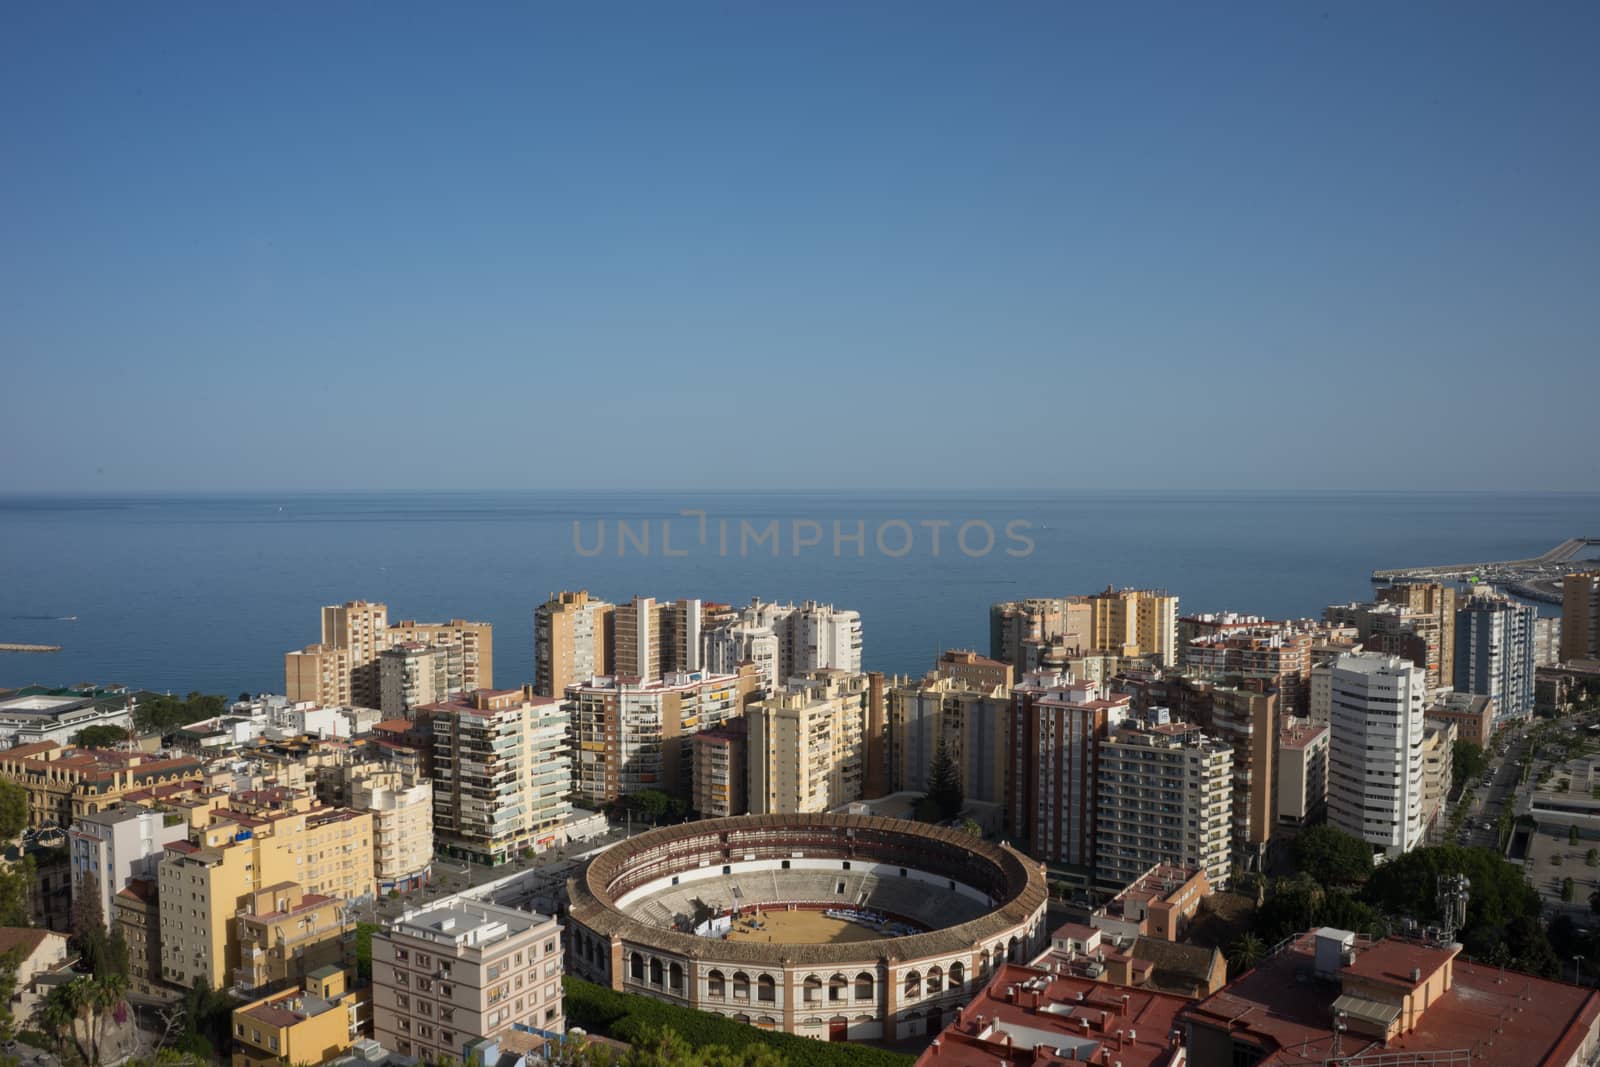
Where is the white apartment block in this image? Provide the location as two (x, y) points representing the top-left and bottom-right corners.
(69, 805), (189, 930)
(699, 598), (862, 693)
(1326, 652), (1427, 860)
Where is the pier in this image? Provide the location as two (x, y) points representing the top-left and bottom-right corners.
(1372, 538), (1600, 580)
(0, 642), (62, 653)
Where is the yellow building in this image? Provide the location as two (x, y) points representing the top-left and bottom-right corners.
(747, 671), (872, 814)
(158, 788), (374, 991)
(1088, 586), (1179, 667)
(232, 966), (367, 1067)
(235, 882), (352, 996)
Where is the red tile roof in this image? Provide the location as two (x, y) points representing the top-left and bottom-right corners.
(918, 963), (1189, 1067)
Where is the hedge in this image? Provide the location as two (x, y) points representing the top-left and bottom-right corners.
(562, 977), (916, 1067)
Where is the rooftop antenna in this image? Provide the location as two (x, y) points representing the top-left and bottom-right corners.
(1437, 873), (1470, 943)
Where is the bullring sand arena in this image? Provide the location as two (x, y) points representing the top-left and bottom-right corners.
(722, 908), (888, 945)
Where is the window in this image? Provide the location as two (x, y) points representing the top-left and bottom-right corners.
(733, 972), (750, 999)
(708, 970), (725, 997)
(757, 975), (776, 1003)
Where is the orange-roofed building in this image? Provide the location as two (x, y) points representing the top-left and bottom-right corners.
(916, 961), (1191, 1067)
(1180, 928), (1600, 1067)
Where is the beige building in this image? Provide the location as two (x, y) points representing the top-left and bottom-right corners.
(1564, 571), (1600, 664)
(534, 590), (614, 697)
(1208, 682), (1278, 861)
(372, 900), (564, 1062)
(379, 641), (464, 716)
(286, 601), (493, 709)
(1275, 721), (1329, 829)
(613, 596), (703, 682)
(351, 766), (434, 891)
(115, 878), (164, 999)
(747, 671), (872, 814)
(429, 688), (573, 865)
(1421, 719), (1456, 837)
(1377, 582), (1458, 686)
(157, 788), (374, 990)
(691, 719), (748, 817)
(1094, 711), (1233, 891)
(933, 649), (1013, 691)
(567, 665), (760, 806)
(887, 674), (1011, 807)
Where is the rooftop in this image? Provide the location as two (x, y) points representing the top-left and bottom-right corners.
(1278, 722), (1329, 750)
(1180, 931), (1600, 1067)
(391, 899), (553, 949)
(917, 962), (1189, 1067)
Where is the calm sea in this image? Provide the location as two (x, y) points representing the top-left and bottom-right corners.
(2, 490), (1597, 696)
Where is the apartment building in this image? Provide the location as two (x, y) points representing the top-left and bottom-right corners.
(1183, 626), (1311, 715)
(379, 641), (465, 716)
(933, 649), (1014, 691)
(747, 671), (871, 814)
(533, 590), (614, 697)
(1007, 673), (1131, 880)
(989, 598), (1093, 667)
(1094, 710), (1233, 890)
(701, 598), (864, 693)
(68, 804), (190, 930)
(1454, 586), (1536, 721)
(1534, 617), (1563, 667)
(429, 689), (572, 866)
(286, 601), (493, 709)
(157, 789), (375, 990)
(1421, 719), (1455, 836)
(612, 596), (704, 682)
(234, 882), (352, 996)
(1208, 682), (1278, 863)
(1563, 571), (1600, 663)
(232, 966), (366, 1067)
(1326, 652), (1427, 860)
(372, 901), (564, 1063)
(887, 673), (1011, 806)
(1089, 587), (1179, 667)
(566, 665), (759, 806)
(691, 719), (748, 818)
(1424, 691), (1494, 748)
(1376, 582), (1457, 681)
(0, 742), (204, 829)
(350, 767), (434, 892)
(114, 878), (163, 998)
(1327, 588), (1456, 693)
(1275, 721), (1329, 829)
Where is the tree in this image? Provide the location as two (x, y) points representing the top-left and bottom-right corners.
(1228, 933), (1265, 972)
(1563, 877), (1577, 903)
(1573, 826), (1582, 846)
(0, 781), (26, 843)
(1364, 845), (1555, 976)
(1291, 824), (1374, 886)
(73, 724), (131, 749)
(356, 922), (378, 981)
(0, 858), (34, 927)
(927, 740), (964, 821)
(132, 692), (227, 735)
(958, 818), (983, 838)
(1453, 740), (1489, 786)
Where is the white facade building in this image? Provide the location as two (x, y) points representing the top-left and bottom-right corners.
(1326, 652), (1427, 861)
(699, 598), (862, 693)
(68, 805), (189, 930)
(0, 694), (134, 748)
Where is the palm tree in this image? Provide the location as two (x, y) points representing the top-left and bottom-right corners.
(1228, 933), (1266, 973)
(92, 970), (130, 1064)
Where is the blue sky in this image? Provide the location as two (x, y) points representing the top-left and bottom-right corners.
(2, 2), (1596, 492)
